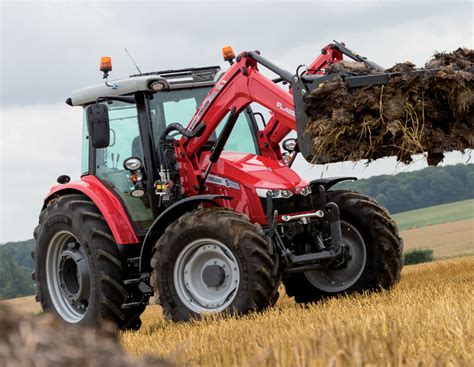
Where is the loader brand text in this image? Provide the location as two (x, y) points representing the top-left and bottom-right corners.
(276, 101), (295, 117)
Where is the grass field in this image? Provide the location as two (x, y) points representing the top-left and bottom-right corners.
(119, 257), (474, 366)
(392, 199), (474, 231)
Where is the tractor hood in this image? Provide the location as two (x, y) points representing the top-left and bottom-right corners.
(205, 152), (308, 191)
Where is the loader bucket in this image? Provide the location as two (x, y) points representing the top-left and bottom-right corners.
(292, 40), (388, 163)
(292, 70), (419, 163)
(293, 47), (474, 165)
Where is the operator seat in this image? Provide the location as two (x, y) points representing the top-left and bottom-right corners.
(130, 111), (161, 158)
(132, 136), (143, 158)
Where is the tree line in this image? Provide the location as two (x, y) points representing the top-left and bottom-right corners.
(337, 163), (473, 213)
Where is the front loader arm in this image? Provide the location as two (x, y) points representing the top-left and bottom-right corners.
(181, 43), (347, 161)
(182, 53), (296, 157)
(262, 43), (344, 148)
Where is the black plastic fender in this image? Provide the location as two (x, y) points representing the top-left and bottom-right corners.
(310, 176), (357, 191)
(139, 194), (231, 272)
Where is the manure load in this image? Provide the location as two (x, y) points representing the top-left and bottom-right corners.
(303, 48), (473, 165)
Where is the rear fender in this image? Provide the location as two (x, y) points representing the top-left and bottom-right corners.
(43, 175), (139, 244)
(139, 194), (230, 272)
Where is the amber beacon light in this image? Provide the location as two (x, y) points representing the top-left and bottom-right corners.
(100, 56), (112, 78)
(222, 45), (235, 64)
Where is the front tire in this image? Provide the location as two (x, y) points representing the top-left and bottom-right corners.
(32, 194), (144, 330)
(151, 208), (279, 322)
(284, 190), (403, 303)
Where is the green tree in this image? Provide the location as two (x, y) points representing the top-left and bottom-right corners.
(337, 163), (473, 213)
(0, 245), (35, 300)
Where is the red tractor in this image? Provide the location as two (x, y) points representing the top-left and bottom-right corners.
(33, 42), (403, 329)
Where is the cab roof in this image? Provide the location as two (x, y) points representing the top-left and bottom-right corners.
(68, 66), (221, 106)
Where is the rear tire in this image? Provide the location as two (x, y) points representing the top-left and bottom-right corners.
(151, 207), (280, 322)
(284, 190), (403, 303)
(32, 193), (144, 330)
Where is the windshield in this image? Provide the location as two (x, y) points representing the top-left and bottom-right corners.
(149, 88), (258, 154)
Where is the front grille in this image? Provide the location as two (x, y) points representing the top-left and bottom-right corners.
(260, 194), (313, 216)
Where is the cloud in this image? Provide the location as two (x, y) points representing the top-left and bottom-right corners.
(0, 0), (472, 242)
(1, 1), (472, 105)
(0, 104), (82, 242)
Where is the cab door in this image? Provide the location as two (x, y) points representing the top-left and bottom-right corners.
(83, 100), (154, 232)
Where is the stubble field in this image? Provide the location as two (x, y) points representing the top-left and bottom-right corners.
(120, 257), (474, 366)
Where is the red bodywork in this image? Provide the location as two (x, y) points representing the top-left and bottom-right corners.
(199, 151), (308, 225)
(45, 175), (139, 244)
(45, 44), (343, 244)
(175, 44), (342, 216)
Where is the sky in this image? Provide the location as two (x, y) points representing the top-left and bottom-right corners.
(0, 0), (472, 243)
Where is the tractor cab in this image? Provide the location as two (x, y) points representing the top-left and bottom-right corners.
(68, 64), (265, 234)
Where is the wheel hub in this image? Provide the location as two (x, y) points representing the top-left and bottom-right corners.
(328, 243), (353, 270)
(46, 231), (92, 323)
(174, 239), (240, 313)
(304, 221), (367, 292)
(58, 243), (91, 305)
(202, 264), (226, 288)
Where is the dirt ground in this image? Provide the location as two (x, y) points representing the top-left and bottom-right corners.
(400, 218), (474, 258)
(0, 305), (171, 367)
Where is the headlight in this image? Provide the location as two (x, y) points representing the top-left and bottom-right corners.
(299, 185), (312, 196)
(255, 185), (311, 198)
(255, 188), (293, 198)
(256, 188), (278, 198)
(123, 157), (142, 171)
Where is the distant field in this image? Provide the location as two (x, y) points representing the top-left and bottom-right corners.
(1, 295), (40, 314)
(393, 199), (474, 230)
(401, 218), (473, 258)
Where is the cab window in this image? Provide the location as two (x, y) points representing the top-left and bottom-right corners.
(149, 88), (258, 154)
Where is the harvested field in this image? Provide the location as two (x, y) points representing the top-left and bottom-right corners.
(120, 257), (474, 366)
(304, 48), (474, 165)
(2, 257), (473, 366)
(401, 218), (474, 258)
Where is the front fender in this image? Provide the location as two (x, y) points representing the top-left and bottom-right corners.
(44, 175), (139, 244)
(310, 176), (357, 191)
(139, 194), (230, 272)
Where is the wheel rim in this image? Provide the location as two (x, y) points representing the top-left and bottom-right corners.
(305, 221), (367, 293)
(173, 238), (240, 314)
(46, 230), (91, 323)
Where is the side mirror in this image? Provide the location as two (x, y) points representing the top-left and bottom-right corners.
(86, 103), (110, 148)
(282, 138), (297, 153)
